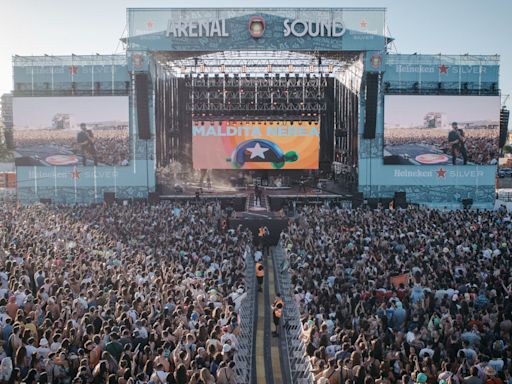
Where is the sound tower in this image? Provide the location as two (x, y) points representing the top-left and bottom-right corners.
(363, 73), (379, 139)
(462, 198), (473, 210)
(500, 107), (509, 148)
(104, 192), (116, 205)
(394, 191), (407, 209)
(352, 192), (364, 208)
(135, 73), (151, 140)
(148, 192), (160, 204)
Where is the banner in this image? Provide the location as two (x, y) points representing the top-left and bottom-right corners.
(192, 120), (319, 169)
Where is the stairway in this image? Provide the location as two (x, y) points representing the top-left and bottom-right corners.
(247, 189), (269, 211)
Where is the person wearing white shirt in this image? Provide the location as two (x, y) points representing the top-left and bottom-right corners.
(37, 338), (51, 359)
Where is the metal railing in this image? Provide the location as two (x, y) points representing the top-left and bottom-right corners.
(273, 244), (314, 384)
(233, 246), (257, 383)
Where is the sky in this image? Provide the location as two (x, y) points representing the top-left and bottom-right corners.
(385, 95), (500, 127)
(0, 0), (510, 110)
(13, 96), (129, 129)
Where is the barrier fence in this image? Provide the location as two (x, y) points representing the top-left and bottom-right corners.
(273, 244), (314, 384)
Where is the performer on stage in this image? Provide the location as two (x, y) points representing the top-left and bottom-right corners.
(448, 122), (468, 165)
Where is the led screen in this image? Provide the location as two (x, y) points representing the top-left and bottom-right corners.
(13, 96), (129, 166)
(384, 95), (500, 166)
(192, 120), (319, 169)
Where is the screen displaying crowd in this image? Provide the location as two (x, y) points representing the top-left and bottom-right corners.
(283, 205), (511, 384)
(13, 97), (130, 167)
(0, 202), (250, 383)
(384, 96), (500, 166)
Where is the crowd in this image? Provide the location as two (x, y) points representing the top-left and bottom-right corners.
(14, 127), (130, 166)
(384, 128), (499, 165)
(282, 205), (511, 384)
(0, 201), (250, 383)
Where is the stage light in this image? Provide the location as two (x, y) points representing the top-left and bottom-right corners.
(328, 64), (333, 73)
(288, 64), (294, 72)
(308, 64), (314, 73)
(199, 63), (205, 73)
(241, 65), (247, 73)
(267, 64), (272, 73)
(220, 64), (225, 73)
(180, 66), (186, 74)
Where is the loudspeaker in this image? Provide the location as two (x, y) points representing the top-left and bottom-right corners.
(394, 191), (407, 208)
(499, 107), (509, 148)
(135, 73), (151, 140)
(148, 192), (160, 204)
(363, 73), (379, 139)
(462, 198), (473, 209)
(352, 192), (364, 208)
(104, 192), (115, 205)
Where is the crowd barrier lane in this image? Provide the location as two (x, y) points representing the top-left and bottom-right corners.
(233, 248), (257, 383)
(272, 244), (315, 384)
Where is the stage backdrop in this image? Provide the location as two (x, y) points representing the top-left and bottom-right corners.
(13, 96), (129, 167)
(192, 120), (319, 170)
(384, 95), (500, 166)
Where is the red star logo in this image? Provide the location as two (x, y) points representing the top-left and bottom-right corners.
(360, 19), (368, 29)
(68, 66), (78, 75)
(436, 168), (447, 178)
(147, 20), (154, 29)
(71, 167), (80, 180)
(439, 64), (449, 74)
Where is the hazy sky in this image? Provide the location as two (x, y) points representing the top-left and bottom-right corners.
(14, 96), (129, 129)
(0, 0), (511, 110)
(384, 95), (500, 127)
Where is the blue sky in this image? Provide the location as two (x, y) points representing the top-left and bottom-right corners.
(13, 97), (128, 129)
(0, 0), (510, 109)
(384, 96), (500, 127)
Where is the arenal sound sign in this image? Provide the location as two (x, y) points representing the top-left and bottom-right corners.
(165, 17), (346, 38)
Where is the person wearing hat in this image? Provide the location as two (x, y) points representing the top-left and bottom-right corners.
(415, 372), (428, 384)
(37, 338), (51, 359)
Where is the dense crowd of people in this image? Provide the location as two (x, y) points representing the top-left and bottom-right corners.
(14, 128), (129, 166)
(283, 205), (511, 384)
(384, 128), (499, 165)
(0, 201), (250, 383)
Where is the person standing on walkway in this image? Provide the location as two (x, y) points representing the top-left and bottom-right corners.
(272, 293), (284, 337)
(256, 261), (264, 292)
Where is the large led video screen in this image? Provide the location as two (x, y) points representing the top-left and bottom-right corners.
(384, 95), (500, 166)
(13, 96), (129, 166)
(192, 120), (319, 169)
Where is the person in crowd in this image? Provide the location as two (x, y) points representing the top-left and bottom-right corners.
(0, 201), (251, 383)
(282, 204), (512, 384)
